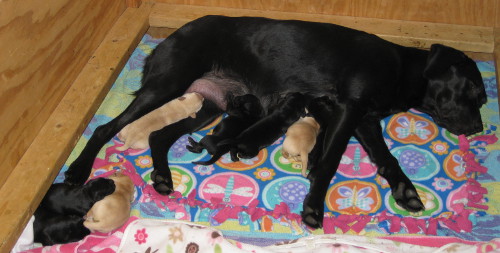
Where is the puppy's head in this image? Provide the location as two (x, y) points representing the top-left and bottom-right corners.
(83, 177), (115, 201)
(278, 92), (307, 118)
(228, 94), (265, 118)
(420, 44), (487, 136)
(178, 92), (204, 115)
(108, 172), (135, 198)
(307, 96), (336, 126)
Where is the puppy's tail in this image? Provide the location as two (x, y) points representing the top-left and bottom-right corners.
(300, 151), (309, 177)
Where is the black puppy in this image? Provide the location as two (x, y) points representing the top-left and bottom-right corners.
(222, 92), (308, 159)
(187, 93), (265, 164)
(34, 178), (115, 245)
(65, 16), (487, 229)
(34, 209), (90, 246)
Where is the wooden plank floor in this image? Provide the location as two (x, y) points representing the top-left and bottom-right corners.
(149, 3), (494, 53)
(0, 4), (151, 252)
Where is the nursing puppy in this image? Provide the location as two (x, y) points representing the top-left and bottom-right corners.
(282, 115), (320, 177)
(34, 210), (90, 246)
(303, 96), (337, 175)
(116, 92), (204, 151)
(33, 178), (115, 245)
(223, 92), (308, 159)
(37, 178), (115, 216)
(84, 172), (134, 233)
(187, 93), (265, 164)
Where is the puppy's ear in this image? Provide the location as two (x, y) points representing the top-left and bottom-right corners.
(423, 44), (466, 79)
(189, 113), (197, 118)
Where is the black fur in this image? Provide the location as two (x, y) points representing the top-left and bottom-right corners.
(220, 92), (307, 159)
(65, 16), (487, 229)
(34, 209), (90, 246)
(304, 96), (336, 171)
(187, 93), (265, 165)
(34, 178), (115, 245)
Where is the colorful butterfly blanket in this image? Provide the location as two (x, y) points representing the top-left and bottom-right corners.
(54, 34), (499, 247)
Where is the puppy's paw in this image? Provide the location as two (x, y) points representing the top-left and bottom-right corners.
(151, 170), (174, 195)
(392, 181), (425, 212)
(186, 137), (203, 153)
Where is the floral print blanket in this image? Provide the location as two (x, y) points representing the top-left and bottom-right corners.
(24, 34), (499, 251)
(21, 216), (500, 253)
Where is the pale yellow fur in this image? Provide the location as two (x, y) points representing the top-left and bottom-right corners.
(83, 172), (135, 233)
(282, 116), (320, 177)
(116, 92), (204, 151)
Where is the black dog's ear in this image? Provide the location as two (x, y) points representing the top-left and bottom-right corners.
(423, 44), (466, 79)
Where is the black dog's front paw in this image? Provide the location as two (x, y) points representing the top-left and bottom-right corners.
(392, 181), (425, 212)
(301, 195), (324, 229)
(151, 170), (174, 195)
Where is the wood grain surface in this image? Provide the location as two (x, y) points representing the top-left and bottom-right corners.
(0, 0), (126, 190)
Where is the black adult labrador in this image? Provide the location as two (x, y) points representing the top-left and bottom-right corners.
(65, 16), (487, 228)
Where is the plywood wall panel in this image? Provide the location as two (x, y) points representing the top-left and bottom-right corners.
(0, 0), (126, 189)
(151, 0), (496, 27)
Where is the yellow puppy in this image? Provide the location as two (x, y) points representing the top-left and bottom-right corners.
(83, 172), (134, 233)
(116, 92), (204, 151)
(282, 116), (320, 177)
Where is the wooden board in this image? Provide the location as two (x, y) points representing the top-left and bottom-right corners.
(150, 0), (497, 27)
(149, 3), (494, 53)
(0, 0), (126, 190)
(0, 3), (152, 252)
(495, 29), (500, 106)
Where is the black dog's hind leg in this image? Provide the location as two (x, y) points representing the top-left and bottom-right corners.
(64, 34), (214, 185)
(302, 102), (363, 229)
(64, 87), (185, 185)
(354, 117), (425, 212)
(149, 100), (223, 195)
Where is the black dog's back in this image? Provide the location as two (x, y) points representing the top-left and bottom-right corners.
(40, 177), (115, 216)
(34, 207), (90, 246)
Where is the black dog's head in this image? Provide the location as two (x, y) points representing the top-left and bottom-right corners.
(420, 44), (487, 136)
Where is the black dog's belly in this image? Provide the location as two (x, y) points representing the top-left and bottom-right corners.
(186, 71), (250, 111)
